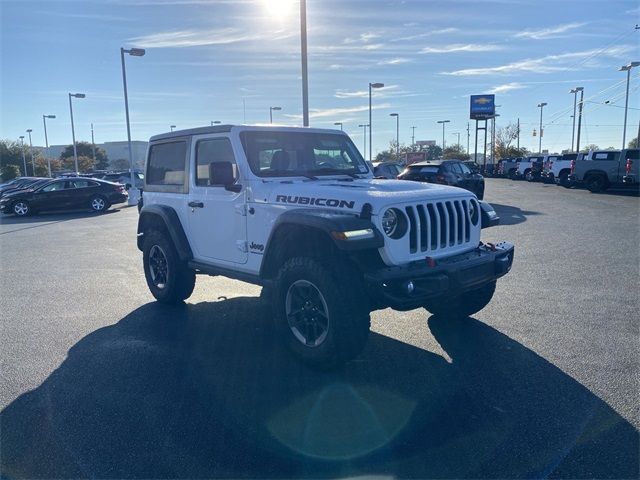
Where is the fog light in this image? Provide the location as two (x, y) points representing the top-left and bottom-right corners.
(405, 281), (415, 294)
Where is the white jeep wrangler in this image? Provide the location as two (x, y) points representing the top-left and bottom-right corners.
(137, 125), (514, 367)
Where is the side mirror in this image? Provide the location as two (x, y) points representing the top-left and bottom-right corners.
(480, 201), (500, 228)
(209, 161), (241, 192)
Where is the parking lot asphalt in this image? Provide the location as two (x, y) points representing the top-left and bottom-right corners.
(1, 179), (638, 479)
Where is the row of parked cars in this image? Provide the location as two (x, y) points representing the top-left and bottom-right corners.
(496, 148), (639, 193)
(0, 175), (129, 216)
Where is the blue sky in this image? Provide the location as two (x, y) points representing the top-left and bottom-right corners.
(1, 0), (639, 156)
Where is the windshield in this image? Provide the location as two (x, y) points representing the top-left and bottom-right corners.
(240, 131), (369, 178)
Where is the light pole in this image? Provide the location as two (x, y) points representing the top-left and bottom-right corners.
(411, 126), (416, 147)
(210, 120), (221, 126)
(569, 87), (583, 152)
(170, 125), (176, 132)
(334, 122), (343, 131)
(620, 62), (640, 149)
(26, 129), (34, 174)
(369, 82), (384, 162)
(270, 106), (282, 124)
(576, 90), (585, 152)
(537, 102), (547, 153)
(437, 120), (450, 150)
(358, 123), (369, 159)
(68, 92), (85, 173)
(42, 115), (55, 177)
(452, 132), (461, 148)
(390, 113), (399, 156)
(18, 136), (26, 176)
(91, 123), (96, 163)
(300, 0), (309, 126)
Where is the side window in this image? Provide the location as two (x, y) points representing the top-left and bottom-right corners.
(41, 181), (66, 192)
(147, 141), (188, 185)
(625, 150), (639, 160)
(459, 163), (471, 174)
(195, 138), (238, 186)
(70, 180), (92, 188)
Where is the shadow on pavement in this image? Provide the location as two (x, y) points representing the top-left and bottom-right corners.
(492, 203), (542, 226)
(0, 209), (121, 225)
(1, 299), (637, 478)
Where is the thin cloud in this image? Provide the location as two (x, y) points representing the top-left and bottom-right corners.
(284, 104), (392, 120)
(443, 46), (633, 76)
(377, 57), (412, 66)
(343, 32), (381, 44)
(391, 28), (459, 42)
(515, 22), (586, 40)
(129, 28), (292, 48)
(488, 82), (526, 94)
(420, 44), (502, 54)
(334, 85), (399, 99)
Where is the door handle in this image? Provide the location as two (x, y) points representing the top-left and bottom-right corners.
(188, 201), (204, 208)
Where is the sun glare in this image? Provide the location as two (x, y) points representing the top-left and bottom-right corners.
(264, 0), (294, 18)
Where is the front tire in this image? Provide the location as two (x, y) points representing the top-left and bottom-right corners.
(143, 230), (196, 304)
(273, 257), (370, 369)
(13, 201), (30, 216)
(424, 281), (496, 318)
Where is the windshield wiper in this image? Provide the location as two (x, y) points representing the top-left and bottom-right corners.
(310, 168), (360, 179)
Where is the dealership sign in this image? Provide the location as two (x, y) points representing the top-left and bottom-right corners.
(470, 94), (495, 120)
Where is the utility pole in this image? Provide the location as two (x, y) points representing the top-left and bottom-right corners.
(300, 0), (309, 127)
(466, 122), (470, 153)
(91, 123), (96, 163)
(576, 90), (584, 152)
(411, 126), (416, 147)
(537, 102), (547, 153)
(517, 118), (520, 150)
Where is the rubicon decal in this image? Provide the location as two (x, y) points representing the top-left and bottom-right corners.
(276, 195), (355, 209)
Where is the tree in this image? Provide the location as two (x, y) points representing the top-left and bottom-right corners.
(62, 155), (96, 173)
(442, 144), (470, 160)
(1, 164), (21, 181)
(0, 139), (28, 175)
(59, 141), (108, 170)
(627, 137), (638, 149)
(494, 123), (529, 159)
(581, 144), (599, 152)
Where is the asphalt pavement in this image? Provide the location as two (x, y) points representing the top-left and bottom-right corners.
(0, 179), (638, 478)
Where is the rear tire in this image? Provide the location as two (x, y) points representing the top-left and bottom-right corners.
(89, 195), (109, 213)
(424, 281), (496, 318)
(585, 174), (607, 193)
(273, 257), (370, 369)
(559, 172), (571, 188)
(143, 230), (196, 304)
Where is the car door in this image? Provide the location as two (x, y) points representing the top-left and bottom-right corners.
(67, 179), (97, 208)
(33, 180), (72, 210)
(187, 134), (248, 265)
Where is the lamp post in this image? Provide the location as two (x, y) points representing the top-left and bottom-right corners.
(269, 106), (282, 124)
(437, 120), (450, 150)
(537, 102), (547, 153)
(576, 90), (585, 152)
(42, 115), (55, 177)
(452, 132), (461, 148)
(620, 62), (640, 149)
(358, 123), (369, 159)
(26, 129), (34, 174)
(210, 120), (221, 126)
(569, 87), (583, 152)
(170, 125), (176, 132)
(68, 92), (85, 173)
(90, 123), (96, 163)
(300, 0), (309, 126)
(411, 126), (416, 147)
(390, 113), (399, 156)
(334, 122), (343, 131)
(368, 82), (384, 162)
(121, 46), (145, 204)
(18, 136), (26, 176)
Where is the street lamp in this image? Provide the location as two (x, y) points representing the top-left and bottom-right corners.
(121, 46), (145, 205)
(211, 120), (221, 126)
(18, 136), (26, 176)
(358, 124), (369, 159)
(26, 129), (34, 174)
(334, 122), (343, 131)
(537, 102), (547, 153)
(619, 61), (640, 149)
(170, 125), (176, 132)
(269, 106), (282, 124)
(437, 120), (450, 150)
(569, 88), (583, 152)
(390, 113), (399, 156)
(411, 126), (416, 147)
(369, 82), (384, 162)
(68, 92), (86, 173)
(42, 115), (56, 177)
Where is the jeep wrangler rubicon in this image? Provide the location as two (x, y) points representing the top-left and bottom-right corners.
(137, 125), (514, 368)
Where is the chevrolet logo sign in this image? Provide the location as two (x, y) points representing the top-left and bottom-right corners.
(474, 97), (492, 105)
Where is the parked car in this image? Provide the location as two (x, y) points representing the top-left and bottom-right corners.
(398, 159), (485, 199)
(0, 177), (128, 216)
(526, 155), (548, 182)
(97, 171), (144, 189)
(0, 177), (48, 198)
(501, 157), (522, 179)
(372, 161), (403, 179)
(515, 156), (543, 181)
(569, 149), (639, 193)
(542, 153), (579, 186)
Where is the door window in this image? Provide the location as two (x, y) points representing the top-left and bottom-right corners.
(69, 180), (96, 188)
(41, 181), (67, 192)
(459, 163), (472, 175)
(195, 138), (238, 186)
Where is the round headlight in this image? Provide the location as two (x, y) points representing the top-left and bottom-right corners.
(382, 208), (398, 236)
(469, 200), (479, 225)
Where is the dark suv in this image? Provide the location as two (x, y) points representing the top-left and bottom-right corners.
(398, 159), (485, 199)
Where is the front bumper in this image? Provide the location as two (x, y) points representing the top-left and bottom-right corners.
(365, 242), (514, 311)
(622, 174), (636, 185)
